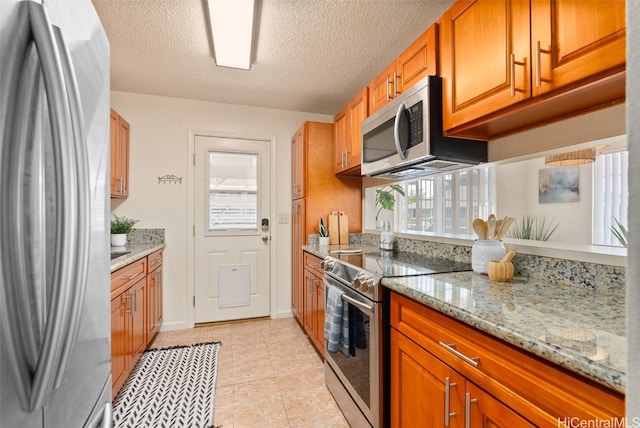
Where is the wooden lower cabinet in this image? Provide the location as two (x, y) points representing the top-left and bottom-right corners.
(390, 291), (624, 427)
(111, 249), (164, 399)
(302, 252), (325, 356)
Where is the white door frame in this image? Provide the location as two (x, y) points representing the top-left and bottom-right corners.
(186, 129), (278, 328)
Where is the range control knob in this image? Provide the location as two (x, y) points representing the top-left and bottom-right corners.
(321, 257), (334, 270)
(360, 277), (375, 293)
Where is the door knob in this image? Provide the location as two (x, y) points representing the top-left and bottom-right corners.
(262, 235), (269, 242)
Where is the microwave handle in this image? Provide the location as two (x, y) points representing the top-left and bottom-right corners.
(393, 103), (408, 160)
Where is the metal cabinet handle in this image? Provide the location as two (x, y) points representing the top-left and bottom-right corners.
(509, 53), (526, 97)
(445, 377), (457, 426)
(535, 40), (551, 88)
(345, 150), (350, 167)
(126, 272), (141, 281)
(464, 392), (478, 428)
(439, 342), (479, 367)
(393, 71), (400, 97)
(124, 294), (132, 315)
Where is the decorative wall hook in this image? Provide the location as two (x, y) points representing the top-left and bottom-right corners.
(158, 174), (182, 185)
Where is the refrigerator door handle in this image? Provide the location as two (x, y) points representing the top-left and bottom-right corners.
(21, 1), (90, 412)
(50, 24), (91, 390)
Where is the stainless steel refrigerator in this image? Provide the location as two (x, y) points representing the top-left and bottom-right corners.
(0, 0), (112, 426)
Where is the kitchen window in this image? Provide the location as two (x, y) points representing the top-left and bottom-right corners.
(593, 150), (628, 246)
(394, 165), (496, 236)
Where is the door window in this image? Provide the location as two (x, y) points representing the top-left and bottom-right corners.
(206, 151), (259, 235)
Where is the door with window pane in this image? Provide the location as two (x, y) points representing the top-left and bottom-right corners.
(194, 135), (271, 323)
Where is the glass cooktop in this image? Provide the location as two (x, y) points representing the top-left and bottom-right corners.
(330, 250), (472, 278)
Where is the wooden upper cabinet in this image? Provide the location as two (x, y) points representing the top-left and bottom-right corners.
(110, 108), (130, 199)
(369, 25), (438, 116)
(441, 0), (626, 139)
(530, 0), (626, 97)
(440, 0), (532, 132)
(291, 127), (306, 199)
(334, 87), (368, 175)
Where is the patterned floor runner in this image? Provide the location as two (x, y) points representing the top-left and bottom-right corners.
(113, 341), (221, 428)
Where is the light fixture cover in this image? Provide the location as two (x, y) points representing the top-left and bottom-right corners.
(206, 0), (255, 70)
(545, 148), (596, 166)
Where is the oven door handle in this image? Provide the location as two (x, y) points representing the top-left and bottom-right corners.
(341, 294), (374, 316)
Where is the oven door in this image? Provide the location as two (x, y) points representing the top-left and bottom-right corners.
(323, 274), (381, 427)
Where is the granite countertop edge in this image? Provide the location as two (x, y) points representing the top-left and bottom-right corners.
(383, 277), (625, 394)
(110, 243), (166, 272)
(303, 244), (625, 394)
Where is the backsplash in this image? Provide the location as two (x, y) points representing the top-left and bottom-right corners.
(309, 233), (625, 291)
(128, 228), (165, 244)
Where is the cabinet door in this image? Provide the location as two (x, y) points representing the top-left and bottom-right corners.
(396, 25), (437, 94)
(117, 115), (130, 198)
(441, 0), (531, 132)
(111, 294), (128, 398)
(129, 277), (146, 366)
(291, 199), (306, 323)
(291, 127), (305, 199)
(391, 328), (463, 428)
(109, 109), (120, 197)
(146, 268), (162, 344)
(346, 87), (367, 172)
(333, 105), (348, 174)
(303, 268), (316, 335)
(465, 381), (535, 428)
(530, 0), (625, 97)
(368, 62), (396, 115)
(313, 278), (325, 357)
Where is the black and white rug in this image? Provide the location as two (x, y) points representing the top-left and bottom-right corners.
(113, 341), (221, 428)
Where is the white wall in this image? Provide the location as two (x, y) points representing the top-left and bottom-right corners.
(626, 0), (639, 419)
(110, 92), (331, 330)
(497, 158), (593, 244)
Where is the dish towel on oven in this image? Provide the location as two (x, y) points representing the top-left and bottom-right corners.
(324, 284), (350, 356)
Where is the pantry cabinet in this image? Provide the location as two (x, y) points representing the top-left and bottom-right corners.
(110, 108), (130, 198)
(390, 292), (624, 426)
(368, 25), (437, 115)
(291, 122), (361, 335)
(440, 0), (626, 139)
(333, 87), (368, 175)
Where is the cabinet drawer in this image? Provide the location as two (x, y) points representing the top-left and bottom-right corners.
(148, 249), (163, 272)
(303, 252), (324, 277)
(390, 291), (624, 425)
(111, 258), (147, 297)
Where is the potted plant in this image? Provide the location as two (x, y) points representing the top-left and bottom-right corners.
(610, 217), (628, 247)
(110, 215), (139, 247)
(318, 217), (330, 246)
(375, 184), (405, 229)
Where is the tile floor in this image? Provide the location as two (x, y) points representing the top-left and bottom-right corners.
(150, 317), (349, 428)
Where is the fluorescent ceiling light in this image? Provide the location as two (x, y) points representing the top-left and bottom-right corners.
(206, 0), (255, 70)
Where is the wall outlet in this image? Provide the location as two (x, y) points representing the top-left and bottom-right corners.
(278, 213), (289, 224)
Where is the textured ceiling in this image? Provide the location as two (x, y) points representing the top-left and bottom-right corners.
(92, 0), (455, 115)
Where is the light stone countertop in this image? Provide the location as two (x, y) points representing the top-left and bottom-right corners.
(383, 272), (626, 393)
(110, 243), (165, 272)
(304, 244), (626, 393)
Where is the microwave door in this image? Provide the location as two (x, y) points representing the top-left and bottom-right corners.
(393, 103), (410, 160)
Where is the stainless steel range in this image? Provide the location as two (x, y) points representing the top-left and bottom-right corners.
(322, 249), (471, 428)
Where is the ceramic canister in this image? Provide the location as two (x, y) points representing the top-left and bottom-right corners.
(471, 240), (506, 274)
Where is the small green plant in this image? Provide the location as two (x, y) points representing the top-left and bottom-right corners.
(507, 215), (558, 241)
(111, 215), (139, 234)
(375, 184), (405, 220)
(610, 218), (628, 247)
(318, 217), (329, 237)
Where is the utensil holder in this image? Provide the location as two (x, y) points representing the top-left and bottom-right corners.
(471, 240), (506, 274)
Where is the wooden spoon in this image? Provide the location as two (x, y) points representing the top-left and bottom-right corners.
(472, 218), (487, 240)
(494, 219), (503, 240)
(496, 216), (515, 240)
(487, 214), (496, 240)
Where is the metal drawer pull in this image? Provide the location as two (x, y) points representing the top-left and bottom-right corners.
(445, 377), (457, 426)
(439, 342), (479, 367)
(509, 53), (526, 97)
(125, 272), (140, 280)
(464, 392), (478, 428)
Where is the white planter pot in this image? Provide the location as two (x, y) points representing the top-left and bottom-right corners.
(319, 236), (330, 246)
(111, 233), (127, 247)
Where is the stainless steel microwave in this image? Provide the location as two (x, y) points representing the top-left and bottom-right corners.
(361, 76), (487, 180)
